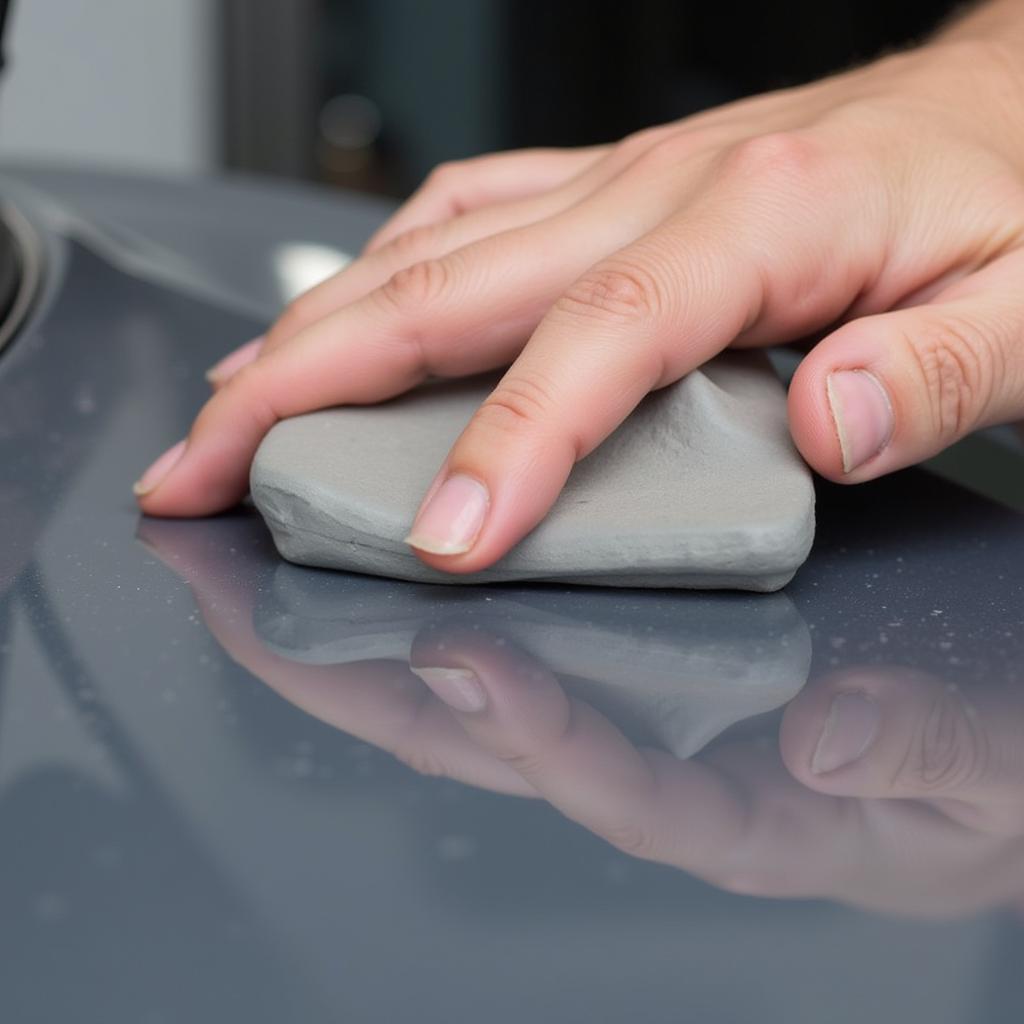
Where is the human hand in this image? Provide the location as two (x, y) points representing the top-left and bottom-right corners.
(136, 515), (540, 797)
(407, 627), (1024, 917)
(136, 21), (1024, 576)
(139, 515), (1024, 916)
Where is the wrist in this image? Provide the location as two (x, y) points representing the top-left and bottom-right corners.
(932, 0), (1024, 152)
(889, 33), (1024, 171)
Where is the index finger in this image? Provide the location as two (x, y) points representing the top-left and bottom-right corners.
(409, 626), (749, 866)
(407, 136), (868, 572)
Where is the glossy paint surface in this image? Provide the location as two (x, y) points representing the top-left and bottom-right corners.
(1, 167), (1022, 1023)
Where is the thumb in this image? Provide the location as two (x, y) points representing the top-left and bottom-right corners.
(780, 666), (1024, 835)
(788, 253), (1024, 482)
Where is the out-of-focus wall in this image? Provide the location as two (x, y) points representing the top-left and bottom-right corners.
(0, 0), (215, 174)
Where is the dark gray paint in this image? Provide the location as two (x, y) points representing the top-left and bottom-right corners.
(0, 166), (1022, 1023)
(220, 0), (321, 179)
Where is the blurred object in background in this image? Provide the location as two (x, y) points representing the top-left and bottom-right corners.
(0, 0), (215, 174)
(222, 0), (963, 198)
(0, 0), (960, 196)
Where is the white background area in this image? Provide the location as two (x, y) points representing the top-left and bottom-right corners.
(0, 0), (215, 174)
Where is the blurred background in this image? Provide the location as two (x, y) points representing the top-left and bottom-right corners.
(0, 0), (960, 201)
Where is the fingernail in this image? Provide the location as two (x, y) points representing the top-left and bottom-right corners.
(411, 666), (487, 713)
(812, 692), (880, 775)
(133, 439), (186, 497)
(826, 369), (894, 473)
(405, 474), (489, 556)
(205, 335), (265, 385)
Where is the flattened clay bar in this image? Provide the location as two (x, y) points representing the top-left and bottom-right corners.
(251, 352), (815, 591)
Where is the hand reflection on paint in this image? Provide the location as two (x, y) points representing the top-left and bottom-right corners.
(141, 517), (1024, 919)
(412, 630), (1024, 918)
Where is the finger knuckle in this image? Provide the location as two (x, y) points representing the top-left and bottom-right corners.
(380, 257), (452, 315)
(722, 131), (825, 192)
(425, 160), (464, 189)
(216, 363), (281, 430)
(557, 262), (663, 325)
(492, 747), (549, 777)
(385, 223), (442, 264)
(894, 693), (990, 793)
(477, 374), (560, 435)
(601, 820), (660, 861)
(901, 316), (993, 440)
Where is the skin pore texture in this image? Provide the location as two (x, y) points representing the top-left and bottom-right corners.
(137, 0), (1024, 583)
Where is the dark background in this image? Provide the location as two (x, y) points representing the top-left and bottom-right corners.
(220, 0), (962, 199)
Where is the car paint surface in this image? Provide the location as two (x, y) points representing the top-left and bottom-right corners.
(1, 167), (1023, 1023)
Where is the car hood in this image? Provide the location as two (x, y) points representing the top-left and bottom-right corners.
(1, 166), (1023, 1024)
